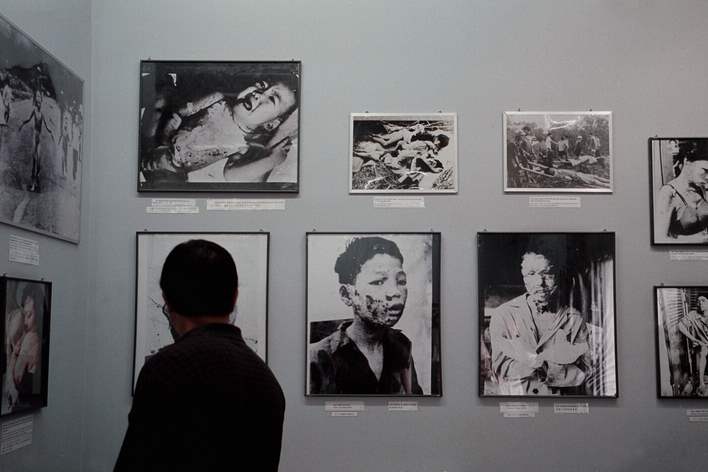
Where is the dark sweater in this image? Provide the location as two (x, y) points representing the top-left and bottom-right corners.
(115, 323), (285, 472)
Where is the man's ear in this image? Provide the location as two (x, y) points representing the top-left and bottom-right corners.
(232, 287), (239, 307)
(339, 285), (353, 306)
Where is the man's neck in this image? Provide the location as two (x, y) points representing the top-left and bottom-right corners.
(173, 314), (231, 337)
(346, 318), (386, 349)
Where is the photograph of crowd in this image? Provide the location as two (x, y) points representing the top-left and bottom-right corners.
(504, 111), (612, 193)
(350, 113), (457, 193)
(306, 233), (442, 396)
(478, 232), (617, 398)
(650, 138), (708, 245)
(0, 14), (84, 242)
(655, 286), (708, 398)
(1, 277), (51, 417)
(133, 232), (269, 390)
(138, 61), (300, 192)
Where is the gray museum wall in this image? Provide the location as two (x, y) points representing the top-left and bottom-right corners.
(0, 1), (93, 472)
(3, 0), (704, 471)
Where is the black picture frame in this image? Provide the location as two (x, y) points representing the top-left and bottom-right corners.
(133, 231), (269, 392)
(1, 276), (52, 417)
(649, 137), (708, 245)
(137, 60), (301, 193)
(654, 285), (708, 399)
(477, 232), (618, 398)
(305, 232), (442, 397)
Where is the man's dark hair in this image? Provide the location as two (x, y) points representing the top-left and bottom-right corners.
(334, 236), (403, 285)
(160, 239), (238, 317)
(522, 236), (564, 272)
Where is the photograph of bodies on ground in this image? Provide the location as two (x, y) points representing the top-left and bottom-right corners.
(650, 138), (708, 245)
(0, 14), (84, 242)
(306, 233), (442, 396)
(134, 232), (269, 390)
(504, 111), (612, 193)
(655, 286), (708, 398)
(478, 232), (617, 398)
(138, 61), (300, 192)
(350, 113), (457, 193)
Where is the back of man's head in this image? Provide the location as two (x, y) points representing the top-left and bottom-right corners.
(160, 239), (238, 317)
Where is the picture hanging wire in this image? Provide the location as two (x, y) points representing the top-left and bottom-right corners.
(312, 228), (317, 232)
(259, 229), (265, 233)
(437, 110), (443, 114)
(517, 108), (521, 112)
(589, 107), (593, 112)
(655, 134), (659, 138)
(661, 283), (665, 286)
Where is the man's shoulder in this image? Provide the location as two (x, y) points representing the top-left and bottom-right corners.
(309, 328), (346, 358)
(496, 294), (527, 312)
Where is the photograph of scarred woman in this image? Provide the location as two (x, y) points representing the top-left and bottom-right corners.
(306, 233), (442, 396)
(1, 277), (51, 416)
(138, 61), (300, 192)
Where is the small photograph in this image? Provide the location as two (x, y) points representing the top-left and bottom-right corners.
(134, 232), (269, 390)
(650, 138), (708, 244)
(138, 61), (300, 192)
(1, 277), (51, 417)
(504, 111), (612, 193)
(655, 286), (708, 398)
(306, 233), (442, 396)
(0, 14), (84, 242)
(478, 232), (617, 397)
(350, 113), (457, 193)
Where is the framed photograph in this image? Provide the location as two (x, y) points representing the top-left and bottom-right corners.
(306, 232), (442, 396)
(1, 276), (51, 417)
(0, 13), (85, 243)
(650, 138), (708, 245)
(350, 113), (457, 193)
(138, 60), (300, 192)
(134, 232), (269, 390)
(478, 232), (617, 398)
(503, 111), (612, 193)
(655, 286), (708, 398)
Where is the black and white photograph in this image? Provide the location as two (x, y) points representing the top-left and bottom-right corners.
(1, 276), (51, 417)
(655, 286), (708, 398)
(504, 111), (612, 193)
(0, 14), (84, 243)
(134, 232), (269, 389)
(650, 138), (708, 245)
(306, 233), (441, 396)
(138, 60), (300, 192)
(478, 232), (617, 397)
(350, 113), (457, 193)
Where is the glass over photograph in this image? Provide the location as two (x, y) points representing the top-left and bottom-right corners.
(138, 61), (300, 192)
(504, 111), (612, 193)
(133, 232), (269, 390)
(306, 233), (442, 396)
(655, 286), (708, 398)
(0, 14), (84, 242)
(650, 138), (708, 244)
(350, 113), (457, 193)
(1, 276), (51, 417)
(478, 232), (617, 397)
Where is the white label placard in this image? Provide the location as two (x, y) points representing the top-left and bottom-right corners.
(0, 415), (33, 455)
(146, 198), (199, 214)
(554, 403), (589, 414)
(330, 411), (359, 417)
(373, 197), (425, 209)
(387, 401), (419, 412)
(528, 196), (581, 208)
(324, 401), (366, 412)
(206, 199), (286, 211)
(499, 402), (539, 417)
(686, 409), (708, 416)
(8, 235), (39, 266)
(688, 416), (708, 423)
(669, 251), (708, 261)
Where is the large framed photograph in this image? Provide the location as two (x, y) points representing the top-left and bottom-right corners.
(350, 113), (457, 193)
(504, 111), (612, 193)
(1, 276), (51, 417)
(655, 286), (708, 398)
(478, 232), (617, 398)
(138, 60), (300, 192)
(650, 138), (708, 245)
(306, 232), (442, 396)
(134, 232), (269, 390)
(0, 14), (84, 243)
